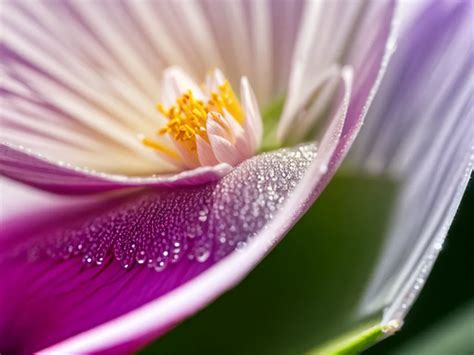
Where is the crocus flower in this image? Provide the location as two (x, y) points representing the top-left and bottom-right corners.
(0, 1), (470, 354)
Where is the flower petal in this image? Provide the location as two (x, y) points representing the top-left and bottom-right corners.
(0, 142), (232, 194)
(0, 0), (398, 353)
(160, 66), (205, 105)
(195, 135), (219, 167)
(0, 51), (368, 353)
(346, 0), (474, 325)
(240, 77), (263, 152)
(0, 143), (320, 354)
(0, 0), (303, 176)
(278, 0), (396, 143)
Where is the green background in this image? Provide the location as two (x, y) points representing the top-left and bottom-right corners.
(142, 177), (473, 354)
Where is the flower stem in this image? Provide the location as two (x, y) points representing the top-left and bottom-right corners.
(306, 321), (387, 354)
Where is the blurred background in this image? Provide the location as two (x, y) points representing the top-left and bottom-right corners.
(143, 177), (473, 355)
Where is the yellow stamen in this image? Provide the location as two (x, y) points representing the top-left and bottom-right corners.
(150, 80), (244, 152)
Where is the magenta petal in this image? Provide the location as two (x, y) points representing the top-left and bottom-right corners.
(0, 1), (397, 353)
(1, 58), (363, 354)
(0, 143), (319, 354)
(0, 142), (232, 194)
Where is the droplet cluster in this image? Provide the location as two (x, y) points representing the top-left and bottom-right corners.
(35, 143), (317, 271)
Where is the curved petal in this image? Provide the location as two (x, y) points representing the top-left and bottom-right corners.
(195, 135), (219, 167)
(346, 0), (474, 325)
(278, 0), (396, 143)
(0, 142), (232, 194)
(240, 77), (263, 152)
(0, 1), (398, 353)
(0, 51), (371, 354)
(0, 143), (319, 354)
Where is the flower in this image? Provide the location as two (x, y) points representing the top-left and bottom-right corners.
(141, 67), (262, 169)
(0, 0), (470, 354)
(0, 0), (395, 352)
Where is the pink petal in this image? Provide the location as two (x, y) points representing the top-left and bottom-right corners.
(0, 57), (360, 354)
(222, 109), (252, 158)
(0, 144), (318, 354)
(208, 134), (242, 166)
(206, 113), (231, 140)
(204, 68), (226, 93)
(195, 135), (219, 166)
(0, 0), (397, 353)
(0, 142), (232, 194)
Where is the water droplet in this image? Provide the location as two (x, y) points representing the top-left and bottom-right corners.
(136, 250), (146, 264)
(195, 247), (210, 263)
(36, 143), (317, 274)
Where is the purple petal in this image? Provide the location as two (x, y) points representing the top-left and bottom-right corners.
(0, 1), (397, 353)
(0, 145), (318, 354)
(0, 65), (362, 353)
(0, 142), (232, 194)
(347, 0), (474, 323)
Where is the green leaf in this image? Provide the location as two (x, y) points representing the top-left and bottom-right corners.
(141, 173), (398, 355)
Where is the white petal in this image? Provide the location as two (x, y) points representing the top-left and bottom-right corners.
(240, 77), (263, 152)
(209, 134), (243, 166)
(277, 65), (341, 143)
(204, 68), (226, 93)
(196, 135), (219, 166)
(1, 0), (301, 175)
(161, 66), (205, 106)
(171, 140), (200, 169)
(206, 113), (231, 141)
(222, 110), (252, 158)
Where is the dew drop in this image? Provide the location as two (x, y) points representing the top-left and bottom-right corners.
(36, 143), (317, 273)
(195, 247), (211, 263)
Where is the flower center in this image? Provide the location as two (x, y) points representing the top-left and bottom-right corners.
(157, 80), (244, 150)
(141, 67), (262, 170)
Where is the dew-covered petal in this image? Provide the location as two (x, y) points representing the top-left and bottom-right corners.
(0, 144), (319, 354)
(0, 56), (361, 354)
(0, 142), (232, 194)
(346, 0), (474, 325)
